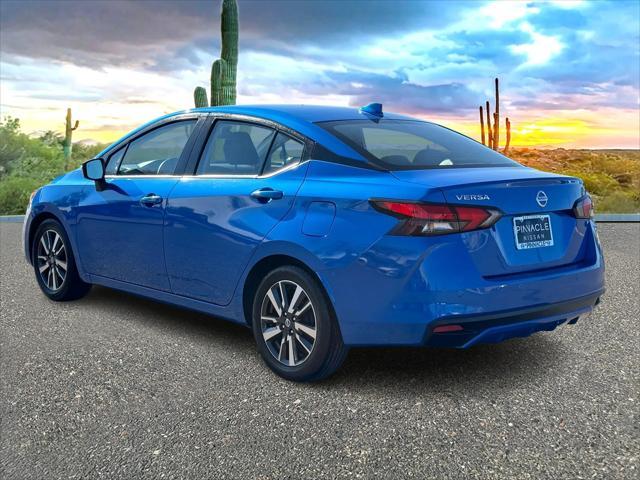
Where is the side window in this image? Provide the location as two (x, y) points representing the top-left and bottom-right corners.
(197, 121), (275, 175)
(118, 120), (197, 175)
(263, 133), (304, 175)
(105, 147), (125, 175)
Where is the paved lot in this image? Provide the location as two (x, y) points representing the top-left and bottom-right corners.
(1, 222), (638, 479)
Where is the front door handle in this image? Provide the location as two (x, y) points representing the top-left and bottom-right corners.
(251, 188), (283, 203)
(140, 193), (163, 207)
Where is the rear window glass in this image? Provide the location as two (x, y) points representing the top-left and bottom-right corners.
(318, 120), (521, 170)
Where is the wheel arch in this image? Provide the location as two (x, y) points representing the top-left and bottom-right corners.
(27, 211), (63, 262)
(26, 209), (87, 282)
(241, 254), (337, 330)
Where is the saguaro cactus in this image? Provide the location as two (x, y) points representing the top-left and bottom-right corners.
(479, 106), (485, 146)
(63, 108), (79, 168)
(504, 117), (511, 154)
(194, 87), (209, 108)
(210, 58), (227, 107)
(493, 78), (500, 151)
(194, 0), (239, 107)
(485, 100), (493, 148)
(218, 0), (238, 105)
(478, 78), (512, 152)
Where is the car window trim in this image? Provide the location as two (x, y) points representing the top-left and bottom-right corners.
(106, 161), (309, 180)
(208, 113), (310, 146)
(182, 159), (310, 179)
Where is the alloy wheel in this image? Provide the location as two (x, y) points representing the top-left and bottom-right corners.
(260, 280), (317, 366)
(36, 229), (67, 291)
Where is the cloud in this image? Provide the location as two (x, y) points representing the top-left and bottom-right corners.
(0, 0), (638, 147)
(478, 1), (540, 28)
(317, 70), (482, 115)
(0, 1), (209, 68)
(0, 0), (463, 70)
(443, 29), (530, 64)
(510, 24), (564, 66)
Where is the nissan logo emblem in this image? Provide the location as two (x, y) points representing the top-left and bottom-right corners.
(536, 191), (548, 208)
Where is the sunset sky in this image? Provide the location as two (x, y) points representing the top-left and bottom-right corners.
(1, 0), (638, 148)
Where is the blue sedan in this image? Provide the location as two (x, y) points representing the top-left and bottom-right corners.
(23, 104), (605, 381)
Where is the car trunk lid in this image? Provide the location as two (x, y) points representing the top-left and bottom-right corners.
(391, 167), (589, 277)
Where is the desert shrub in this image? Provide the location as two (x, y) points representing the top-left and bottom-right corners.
(0, 117), (65, 180)
(511, 148), (639, 213)
(71, 142), (105, 168)
(598, 157), (637, 177)
(595, 190), (640, 213)
(561, 170), (619, 196)
(0, 176), (42, 215)
(0, 117), (106, 214)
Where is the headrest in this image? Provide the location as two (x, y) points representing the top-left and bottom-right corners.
(413, 147), (449, 166)
(223, 131), (260, 166)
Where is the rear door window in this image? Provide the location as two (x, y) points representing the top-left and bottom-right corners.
(197, 121), (276, 175)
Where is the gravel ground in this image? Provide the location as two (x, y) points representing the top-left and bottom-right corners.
(1, 222), (638, 479)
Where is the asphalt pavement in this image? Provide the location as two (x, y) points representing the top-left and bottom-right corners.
(1, 222), (638, 479)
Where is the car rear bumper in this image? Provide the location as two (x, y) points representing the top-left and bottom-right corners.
(325, 221), (605, 346)
(423, 290), (603, 348)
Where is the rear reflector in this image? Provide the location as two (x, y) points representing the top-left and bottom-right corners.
(573, 194), (594, 219)
(433, 325), (464, 333)
(371, 200), (502, 236)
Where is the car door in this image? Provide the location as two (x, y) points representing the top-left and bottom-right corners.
(75, 116), (201, 291)
(164, 118), (310, 305)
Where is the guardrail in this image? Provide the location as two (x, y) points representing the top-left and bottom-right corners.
(2, 214), (639, 223)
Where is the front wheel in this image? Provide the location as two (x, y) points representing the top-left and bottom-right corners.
(252, 266), (348, 382)
(32, 219), (91, 301)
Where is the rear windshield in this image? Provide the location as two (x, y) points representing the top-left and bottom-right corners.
(317, 120), (521, 170)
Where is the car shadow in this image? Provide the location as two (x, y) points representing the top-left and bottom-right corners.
(83, 286), (254, 346)
(83, 286), (568, 395)
(321, 336), (567, 396)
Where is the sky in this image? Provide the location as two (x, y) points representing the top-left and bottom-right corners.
(1, 0), (639, 148)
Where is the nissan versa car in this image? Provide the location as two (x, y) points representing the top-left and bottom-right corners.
(23, 104), (605, 381)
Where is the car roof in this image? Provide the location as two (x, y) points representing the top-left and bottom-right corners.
(98, 104), (419, 160)
(191, 104), (415, 123)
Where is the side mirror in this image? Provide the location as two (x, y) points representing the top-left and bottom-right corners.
(82, 158), (106, 190)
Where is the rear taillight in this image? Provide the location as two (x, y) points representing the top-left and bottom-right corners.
(573, 194), (594, 219)
(370, 200), (502, 236)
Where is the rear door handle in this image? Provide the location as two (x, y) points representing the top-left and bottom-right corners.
(251, 188), (283, 203)
(140, 193), (163, 207)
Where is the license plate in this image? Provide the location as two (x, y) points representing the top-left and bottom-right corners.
(513, 214), (554, 250)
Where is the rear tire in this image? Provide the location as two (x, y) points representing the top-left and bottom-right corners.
(252, 266), (348, 382)
(32, 219), (91, 301)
